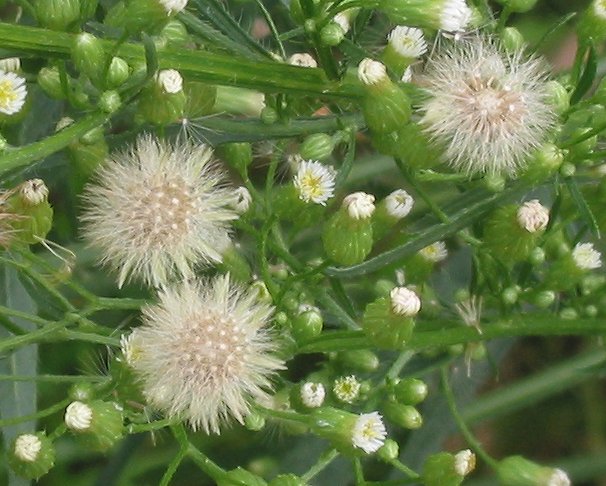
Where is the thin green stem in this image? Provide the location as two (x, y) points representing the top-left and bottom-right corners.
(257, 405), (310, 425)
(440, 366), (499, 469)
(387, 459), (420, 479)
(128, 417), (176, 434)
(386, 351), (415, 380)
(160, 447), (187, 486)
(0, 398), (70, 427)
(0, 321), (68, 354)
(0, 374), (108, 383)
(353, 457), (366, 485)
(254, 0), (286, 60)
(0, 304), (51, 326)
(301, 449), (339, 482)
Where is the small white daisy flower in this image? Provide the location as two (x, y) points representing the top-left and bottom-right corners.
(419, 241), (448, 262)
(343, 192), (375, 219)
(301, 382), (325, 408)
(388, 26), (427, 58)
(0, 70), (27, 115)
(572, 243), (602, 270)
(82, 135), (237, 288)
(293, 160), (336, 205)
(548, 469), (571, 486)
(454, 449), (476, 476)
(0, 57), (20, 72)
(358, 58), (388, 85)
(440, 0), (473, 32)
(333, 375), (361, 403)
(159, 0), (188, 14)
(351, 412), (387, 454)
(420, 36), (555, 176)
(156, 69), (183, 94)
(288, 53), (317, 68)
(390, 287), (421, 316)
(129, 274), (284, 434)
(516, 199), (549, 233)
(385, 189), (414, 219)
(232, 186), (252, 214)
(13, 435), (42, 462)
(65, 401), (93, 431)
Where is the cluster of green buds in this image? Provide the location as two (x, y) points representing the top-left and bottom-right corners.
(382, 377), (428, 430)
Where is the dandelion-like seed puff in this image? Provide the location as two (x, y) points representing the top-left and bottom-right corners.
(126, 274), (284, 434)
(82, 135), (237, 288)
(420, 36), (555, 176)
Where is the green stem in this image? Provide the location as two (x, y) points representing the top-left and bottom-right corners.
(440, 366), (499, 469)
(301, 449), (339, 482)
(353, 457), (366, 485)
(0, 321), (68, 354)
(93, 297), (149, 311)
(386, 351), (415, 380)
(0, 304), (50, 326)
(254, 0), (286, 60)
(388, 459), (420, 479)
(128, 417), (176, 433)
(0, 398), (70, 427)
(0, 374), (108, 383)
(160, 447), (187, 486)
(257, 405), (310, 424)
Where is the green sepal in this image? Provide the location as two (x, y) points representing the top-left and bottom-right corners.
(34, 0), (81, 31)
(422, 452), (464, 486)
(362, 296), (415, 349)
(362, 81), (411, 134)
(382, 400), (422, 429)
(70, 400), (124, 452)
(7, 186), (53, 246)
(322, 208), (373, 266)
(9, 432), (55, 480)
(497, 455), (566, 486)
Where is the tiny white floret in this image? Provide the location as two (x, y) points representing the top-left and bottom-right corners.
(333, 12), (351, 34)
(343, 192), (375, 219)
(517, 199), (549, 233)
(0, 70), (27, 115)
(288, 53), (317, 68)
(0, 58), (20, 72)
(14, 434), (42, 462)
(358, 58), (387, 85)
(351, 412), (387, 454)
(20, 179), (48, 206)
(572, 243), (602, 270)
(156, 69), (183, 94)
(65, 401), (93, 431)
(390, 287), (421, 316)
(333, 375), (361, 403)
(293, 160), (336, 205)
(159, 0), (188, 14)
(419, 241), (448, 262)
(454, 449), (476, 476)
(388, 26), (427, 58)
(548, 468), (571, 486)
(440, 0), (472, 32)
(385, 189), (414, 219)
(301, 382), (325, 408)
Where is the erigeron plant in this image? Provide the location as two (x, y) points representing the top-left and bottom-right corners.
(0, 0), (605, 485)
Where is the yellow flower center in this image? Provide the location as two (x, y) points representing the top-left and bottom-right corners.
(0, 80), (18, 110)
(301, 173), (324, 198)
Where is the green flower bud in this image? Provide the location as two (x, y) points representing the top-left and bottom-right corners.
(577, 0), (606, 43)
(311, 407), (387, 456)
(105, 0), (188, 34)
(383, 401), (422, 429)
(377, 0), (471, 31)
(545, 243), (602, 291)
(483, 202), (549, 265)
(106, 57), (130, 88)
(160, 19), (190, 47)
(290, 305), (323, 342)
(545, 80), (569, 115)
(218, 245), (252, 283)
(261, 106), (279, 124)
(521, 143), (564, 184)
(362, 287), (419, 349)
(584, 304), (598, 317)
(393, 377), (428, 405)
(377, 439), (399, 462)
(358, 59), (411, 134)
(69, 382), (95, 401)
(528, 247), (546, 266)
(502, 286), (519, 305)
(72, 33), (107, 88)
(501, 27), (525, 52)
(529, 290), (556, 309)
(495, 0), (538, 13)
(64, 400), (123, 452)
(299, 133), (336, 160)
(404, 241), (448, 284)
(244, 411), (266, 431)
(338, 349), (380, 373)
(320, 22), (345, 46)
(34, 0), (81, 30)
(559, 162), (576, 177)
(497, 456), (570, 486)
(559, 307), (578, 320)
(37, 67), (65, 99)
(218, 467), (268, 486)
(268, 473), (306, 486)
(9, 432), (55, 480)
(98, 90), (122, 113)
(323, 192), (375, 266)
(137, 69), (185, 124)
(373, 189), (414, 240)
(484, 173), (506, 193)
(8, 179), (53, 246)
(371, 122), (441, 169)
(423, 450), (475, 486)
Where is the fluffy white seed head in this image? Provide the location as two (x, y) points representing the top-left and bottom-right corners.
(420, 36), (555, 176)
(548, 469), (571, 486)
(301, 382), (325, 408)
(343, 192), (375, 219)
(159, 0), (188, 14)
(454, 449), (476, 476)
(288, 53), (317, 68)
(333, 375), (361, 403)
(351, 412), (387, 454)
(13, 434), (42, 462)
(0, 70), (27, 115)
(594, 0), (606, 19)
(0, 58), (20, 72)
(65, 401), (93, 431)
(385, 189), (414, 219)
(358, 58), (388, 85)
(572, 243), (602, 270)
(129, 274), (284, 434)
(20, 179), (48, 206)
(232, 186), (252, 214)
(293, 160), (336, 205)
(419, 241), (448, 262)
(81, 135), (237, 288)
(517, 199), (549, 233)
(388, 26), (427, 58)
(390, 287), (421, 316)
(156, 69), (183, 94)
(440, 0), (472, 32)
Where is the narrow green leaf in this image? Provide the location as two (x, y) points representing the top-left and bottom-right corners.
(570, 43), (597, 105)
(565, 177), (601, 239)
